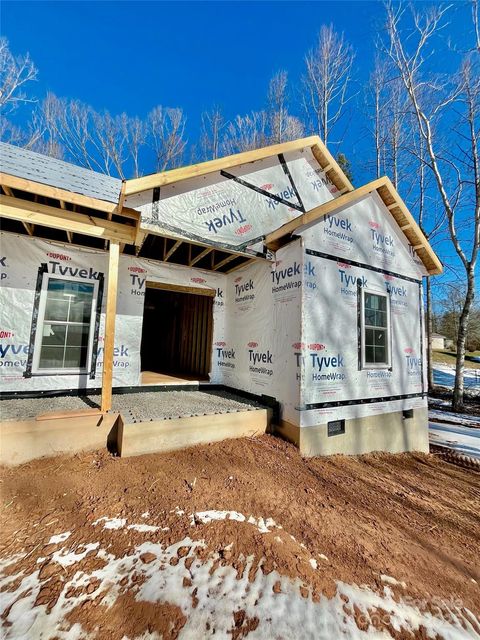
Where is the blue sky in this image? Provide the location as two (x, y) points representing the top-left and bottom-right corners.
(2, 1), (476, 299)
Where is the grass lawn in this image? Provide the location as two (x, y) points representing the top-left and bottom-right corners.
(432, 349), (480, 370)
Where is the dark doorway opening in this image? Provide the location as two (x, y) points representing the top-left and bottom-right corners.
(140, 284), (213, 383)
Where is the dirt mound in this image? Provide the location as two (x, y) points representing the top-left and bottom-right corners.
(1, 435), (479, 638)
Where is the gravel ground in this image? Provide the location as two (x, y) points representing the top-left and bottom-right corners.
(0, 389), (264, 422)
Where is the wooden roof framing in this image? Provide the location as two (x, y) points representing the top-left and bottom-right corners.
(124, 136), (354, 196)
(265, 176), (443, 275)
(0, 140), (441, 275)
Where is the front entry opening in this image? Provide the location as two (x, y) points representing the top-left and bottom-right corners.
(140, 284), (213, 384)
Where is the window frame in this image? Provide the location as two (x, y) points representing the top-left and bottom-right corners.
(32, 272), (99, 376)
(359, 285), (392, 370)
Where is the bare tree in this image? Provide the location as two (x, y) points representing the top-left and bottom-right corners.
(385, 2), (480, 408)
(0, 37), (37, 113)
(302, 24), (355, 145)
(200, 106), (225, 160)
(148, 106), (187, 171)
(222, 111), (269, 155)
(368, 56), (389, 179)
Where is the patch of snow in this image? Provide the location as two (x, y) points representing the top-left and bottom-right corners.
(309, 559), (318, 570)
(51, 542), (100, 567)
(48, 531), (71, 545)
(190, 510), (279, 534)
(2, 538), (478, 640)
(319, 554), (329, 562)
(92, 516), (127, 530)
(141, 511), (150, 518)
(127, 523), (160, 533)
(381, 574), (406, 589)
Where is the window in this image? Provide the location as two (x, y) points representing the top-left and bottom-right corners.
(360, 289), (391, 368)
(32, 275), (99, 374)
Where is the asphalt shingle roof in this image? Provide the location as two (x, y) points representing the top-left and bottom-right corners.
(0, 142), (122, 204)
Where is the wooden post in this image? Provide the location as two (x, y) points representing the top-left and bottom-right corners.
(101, 240), (120, 413)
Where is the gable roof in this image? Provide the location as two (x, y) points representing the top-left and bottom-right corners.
(265, 176), (443, 275)
(124, 136), (354, 197)
(0, 142), (122, 204)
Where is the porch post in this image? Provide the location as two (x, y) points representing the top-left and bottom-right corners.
(101, 240), (120, 412)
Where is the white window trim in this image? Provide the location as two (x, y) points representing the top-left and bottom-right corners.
(360, 285), (392, 370)
(32, 272), (99, 376)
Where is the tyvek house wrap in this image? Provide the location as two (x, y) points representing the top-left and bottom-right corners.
(0, 232), (227, 393)
(296, 191), (428, 425)
(125, 148), (338, 255)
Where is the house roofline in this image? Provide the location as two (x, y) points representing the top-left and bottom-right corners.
(265, 176), (443, 276)
(124, 136), (354, 197)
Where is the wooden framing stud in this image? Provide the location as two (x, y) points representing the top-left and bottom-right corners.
(189, 246), (212, 267)
(164, 239), (182, 262)
(387, 202), (399, 210)
(400, 223), (411, 230)
(101, 240), (120, 413)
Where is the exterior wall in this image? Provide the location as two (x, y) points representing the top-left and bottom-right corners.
(0, 231), (227, 393)
(432, 336), (446, 350)
(297, 408), (428, 456)
(295, 191), (429, 454)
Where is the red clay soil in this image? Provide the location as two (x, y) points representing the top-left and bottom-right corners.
(1, 434), (479, 638)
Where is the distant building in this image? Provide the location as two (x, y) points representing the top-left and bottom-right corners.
(431, 333), (448, 350)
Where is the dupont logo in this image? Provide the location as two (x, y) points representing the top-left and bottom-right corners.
(369, 221), (380, 230)
(46, 252), (71, 261)
(234, 276), (242, 283)
(215, 341), (226, 347)
(384, 274), (394, 281)
(261, 183), (273, 191)
(128, 266), (146, 273)
(191, 277), (206, 284)
(235, 224), (252, 235)
(330, 185), (339, 193)
(247, 341), (258, 348)
(292, 342), (305, 350)
(0, 329), (14, 338)
(404, 347), (414, 354)
(308, 343), (325, 351)
(337, 261), (350, 269)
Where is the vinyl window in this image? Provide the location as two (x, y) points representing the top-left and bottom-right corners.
(360, 288), (391, 368)
(32, 274), (98, 374)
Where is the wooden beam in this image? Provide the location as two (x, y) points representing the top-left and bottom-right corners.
(0, 172), (120, 216)
(66, 230), (73, 243)
(212, 253), (238, 270)
(125, 137), (323, 195)
(265, 178), (387, 248)
(101, 240), (120, 413)
(164, 239), (182, 262)
(189, 246), (212, 267)
(2, 185), (14, 197)
(400, 223), (411, 230)
(59, 200), (66, 209)
(0, 195), (136, 244)
(146, 281), (215, 297)
(387, 202), (399, 210)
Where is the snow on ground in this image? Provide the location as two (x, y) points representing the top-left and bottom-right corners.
(429, 408), (480, 427)
(433, 364), (480, 392)
(1, 513), (479, 639)
(429, 422), (480, 460)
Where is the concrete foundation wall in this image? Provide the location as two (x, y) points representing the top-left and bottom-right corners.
(296, 407), (429, 457)
(0, 411), (120, 466)
(118, 409), (270, 458)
